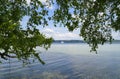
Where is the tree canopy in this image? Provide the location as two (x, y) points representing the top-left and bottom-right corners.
(0, 0), (120, 64)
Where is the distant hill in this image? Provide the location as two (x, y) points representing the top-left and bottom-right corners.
(111, 40), (120, 43)
(53, 40), (86, 44)
(53, 40), (120, 44)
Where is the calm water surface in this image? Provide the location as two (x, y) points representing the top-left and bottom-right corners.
(0, 43), (120, 79)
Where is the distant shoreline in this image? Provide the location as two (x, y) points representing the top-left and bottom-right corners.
(53, 40), (120, 44)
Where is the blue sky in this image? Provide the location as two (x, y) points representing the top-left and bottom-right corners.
(21, 16), (120, 40)
(21, 15), (82, 40)
(23, 0), (120, 40)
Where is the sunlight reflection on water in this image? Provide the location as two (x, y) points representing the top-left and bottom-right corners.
(0, 43), (120, 79)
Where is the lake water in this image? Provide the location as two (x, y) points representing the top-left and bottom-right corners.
(0, 43), (120, 79)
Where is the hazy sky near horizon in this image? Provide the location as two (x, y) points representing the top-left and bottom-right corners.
(23, 0), (120, 40)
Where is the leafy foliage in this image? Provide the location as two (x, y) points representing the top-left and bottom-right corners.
(0, 0), (52, 64)
(52, 0), (120, 52)
(0, 0), (120, 63)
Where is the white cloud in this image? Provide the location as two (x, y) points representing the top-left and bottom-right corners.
(40, 0), (47, 3)
(41, 28), (82, 40)
(42, 28), (54, 34)
(53, 32), (80, 40)
(41, 28), (120, 40)
(26, 0), (31, 5)
(112, 31), (120, 40)
(41, 0), (54, 10)
(26, 0), (54, 9)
